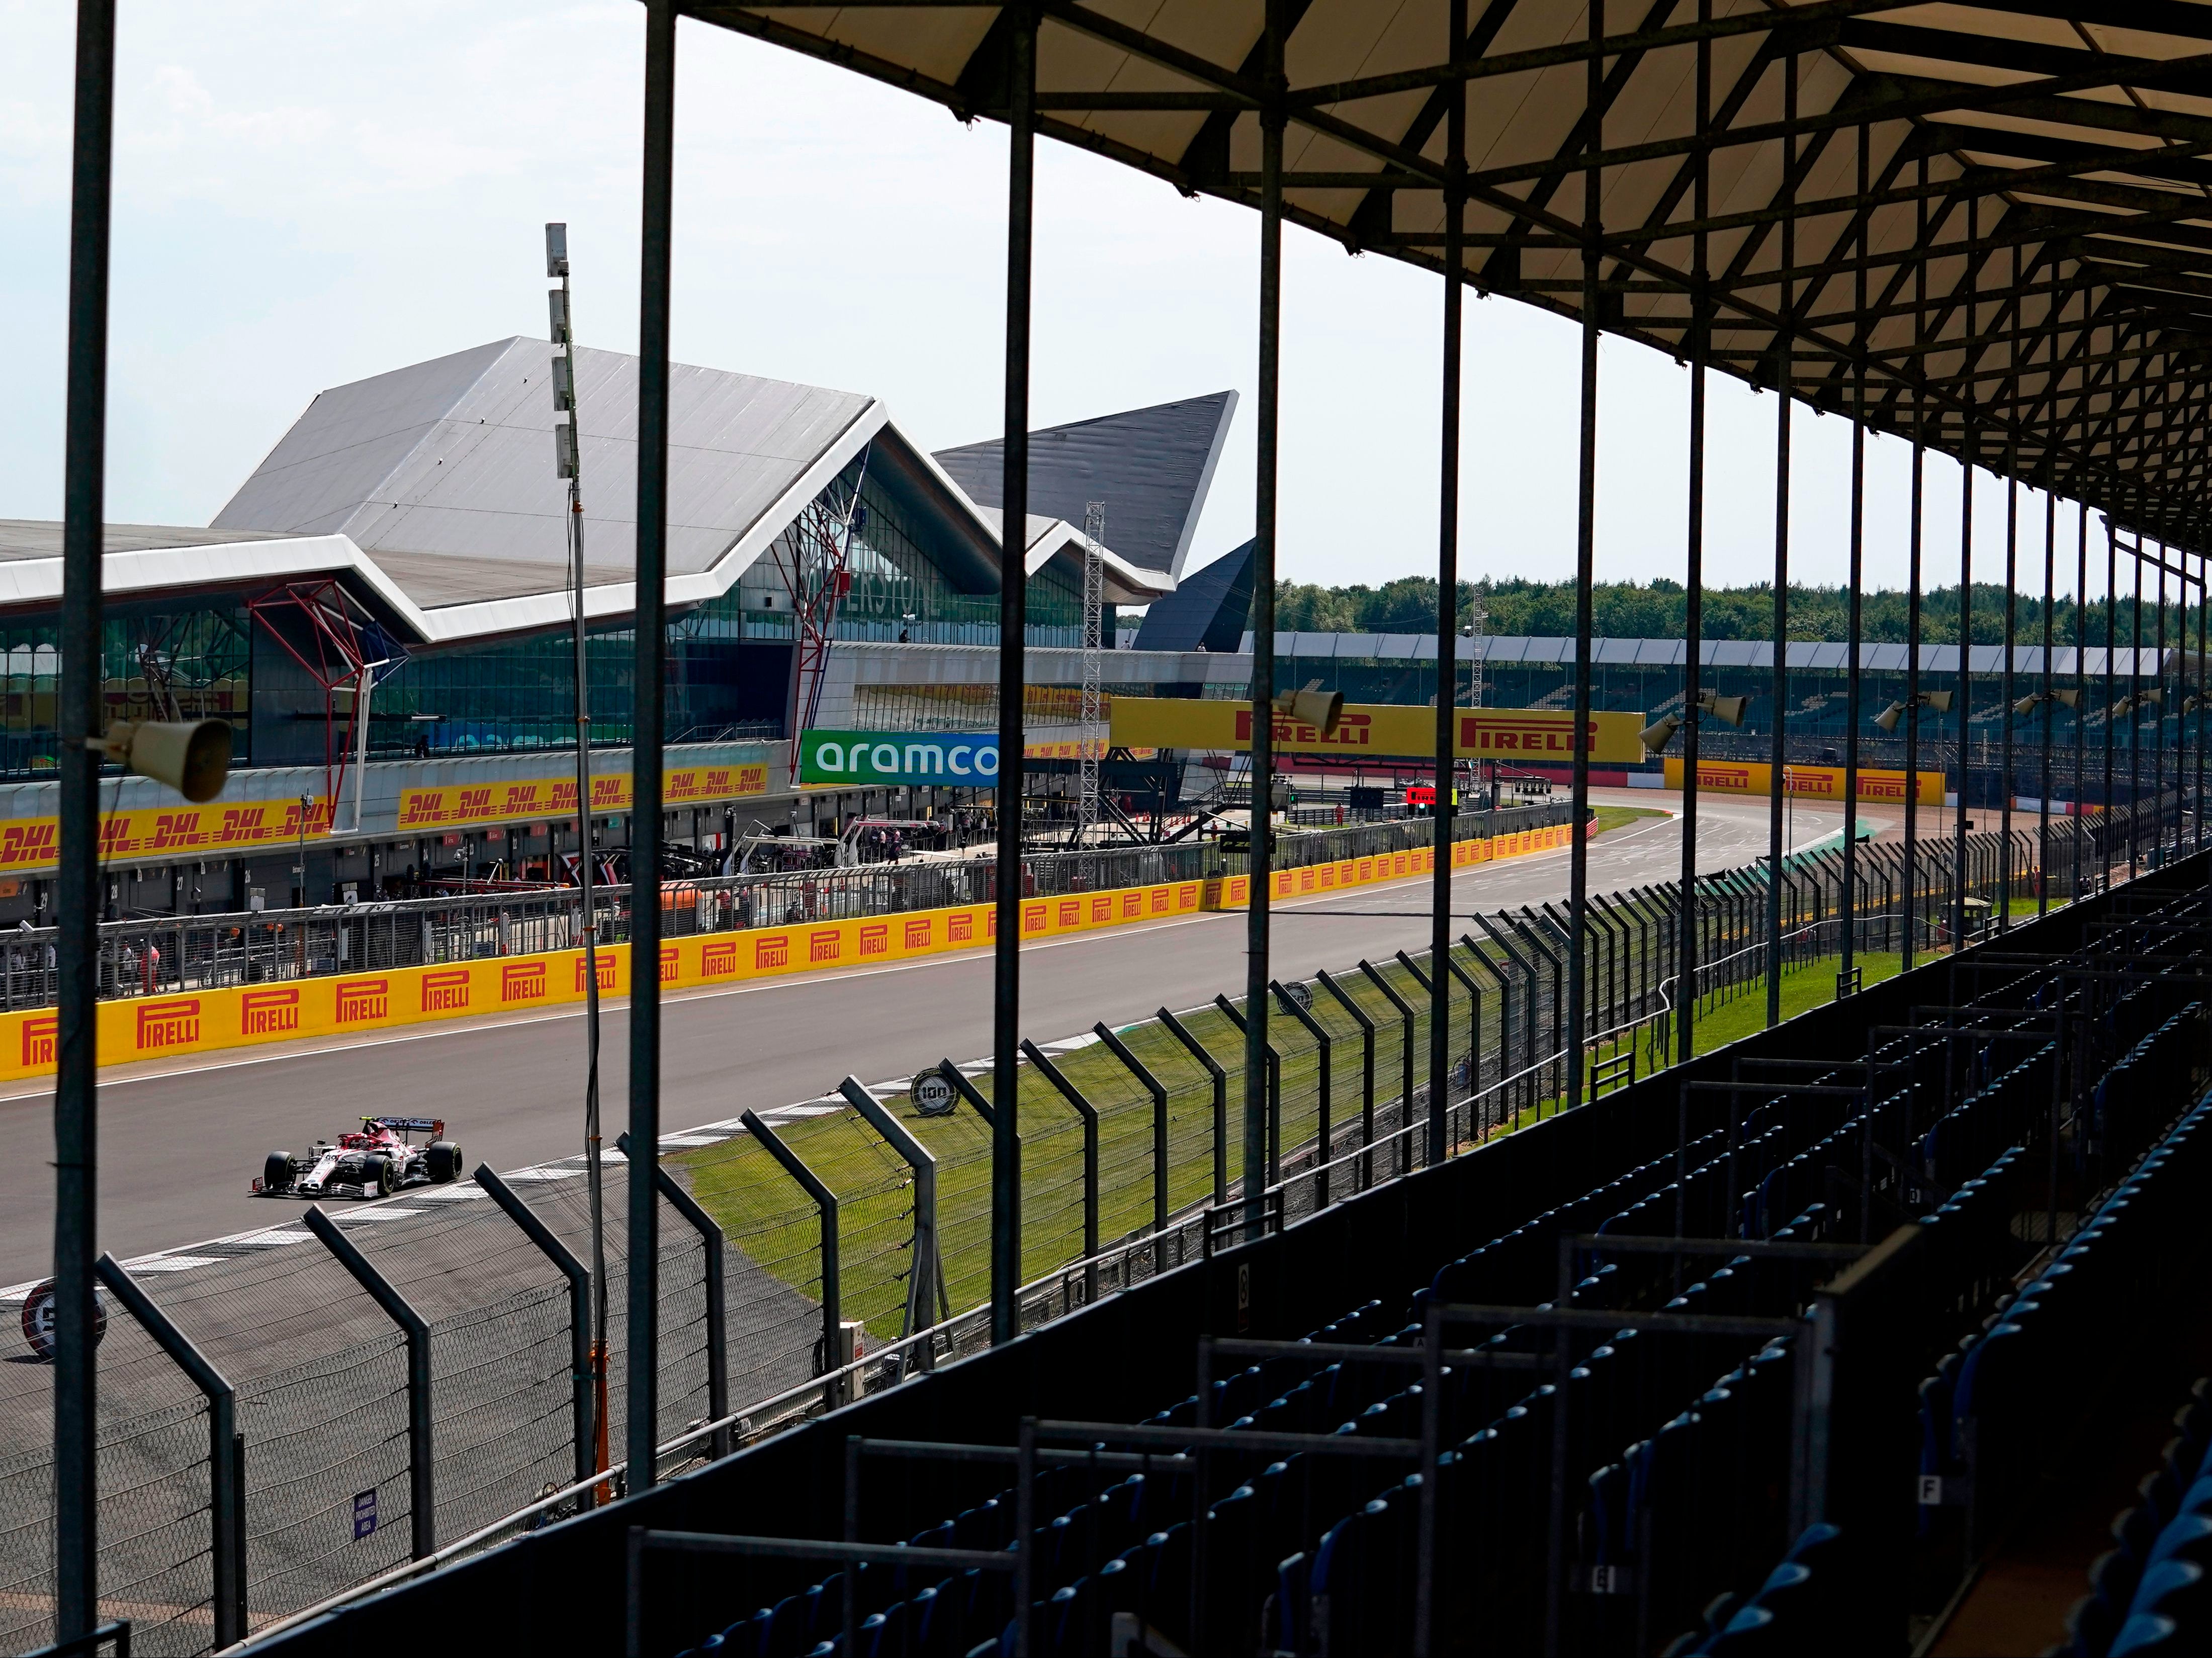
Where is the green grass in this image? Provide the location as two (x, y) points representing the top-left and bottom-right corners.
(1593, 805), (1667, 835)
(674, 953), (1488, 1339)
(1680, 950), (1909, 1052)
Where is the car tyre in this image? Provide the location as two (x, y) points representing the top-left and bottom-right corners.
(369, 1156), (397, 1198)
(427, 1141), (462, 1183)
(262, 1151), (292, 1193)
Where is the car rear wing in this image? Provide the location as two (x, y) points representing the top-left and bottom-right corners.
(365, 1116), (446, 1136)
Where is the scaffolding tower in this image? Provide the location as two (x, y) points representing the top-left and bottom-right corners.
(1077, 501), (1107, 856)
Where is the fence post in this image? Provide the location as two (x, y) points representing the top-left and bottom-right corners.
(475, 1164), (596, 1498)
(1158, 1007), (1228, 1207)
(1212, 994), (1281, 1188)
(1512, 913), (1567, 1104)
(95, 1254), (244, 1646)
(1313, 969), (1377, 1189)
(1443, 947), (1490, 1136)
(1019, 1040), (1099, 1302)
(304, 1206), (433, 1558)
(934, 1059), (997, 1127)
(1092, 1024), (1170, 1248)
(1357, 960), (1419, 1173)
(612, 1138), (731, 1462)
(1270, 981), (1332, 1206)
(739, 1109), (840, 1412)
(837, 1078), (942, 1341)
(1469, 917), (1538, 1125)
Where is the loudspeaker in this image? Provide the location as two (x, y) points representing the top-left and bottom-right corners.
(1638, 714), (1680, 755)
(95, 720), (231, 803)
(1273, 687), (1345, 735)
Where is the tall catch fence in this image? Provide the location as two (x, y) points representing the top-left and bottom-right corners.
(0, 804), (1570, 1012)
(9, 801), (2150, 1652)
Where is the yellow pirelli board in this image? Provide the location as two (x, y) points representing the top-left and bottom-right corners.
(1107, 698), (1647, 765)
(1662, 759), (1943, 805)
(0, 819), (1577, 1082)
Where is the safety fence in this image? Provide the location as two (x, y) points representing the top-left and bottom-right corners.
(0, 802), (1569, 1013)
(14, 800), (2193, 1653)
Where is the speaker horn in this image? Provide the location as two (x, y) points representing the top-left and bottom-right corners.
(1638, 714), (1681, 755)
(1699, 693), (1748, 728)
(1273, 685), (1344, 736)
(1873, 701), (1906, 734)
(93, 720), (232, 804)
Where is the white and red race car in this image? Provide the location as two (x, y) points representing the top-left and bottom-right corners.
(256, 1117), (464, 1200)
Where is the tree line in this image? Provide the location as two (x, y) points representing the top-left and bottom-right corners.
(1268, 575), (2201, 648)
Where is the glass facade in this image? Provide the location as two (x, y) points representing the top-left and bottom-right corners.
(0, 444), (1109, 782)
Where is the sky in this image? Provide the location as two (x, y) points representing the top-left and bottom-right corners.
(3, 1), (2118, 606)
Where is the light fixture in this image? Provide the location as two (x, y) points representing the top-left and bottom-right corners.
(90, 720), (231, 803)
(545, 221), (569, 279)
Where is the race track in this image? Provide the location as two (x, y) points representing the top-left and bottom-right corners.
(0, 792), (1858, 1274)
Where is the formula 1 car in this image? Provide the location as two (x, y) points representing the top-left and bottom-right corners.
(256, 1117), (463, 1200)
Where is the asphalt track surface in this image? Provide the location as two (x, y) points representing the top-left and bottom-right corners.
(0, 792), (1868, 1277)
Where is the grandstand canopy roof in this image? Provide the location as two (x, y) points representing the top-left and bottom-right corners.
(1253, 627), (2180, 674)
(714, 2), (2212, 555)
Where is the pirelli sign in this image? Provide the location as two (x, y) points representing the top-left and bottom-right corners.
(1107, 698), (1647, 765)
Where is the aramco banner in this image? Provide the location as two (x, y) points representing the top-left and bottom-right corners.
(1107, 698), (1649, 765)
(1662, 758), (1943, 805)
(799, 730), (1001, 788)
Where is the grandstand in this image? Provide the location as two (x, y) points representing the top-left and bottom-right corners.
(229, 853), (2212, 1656)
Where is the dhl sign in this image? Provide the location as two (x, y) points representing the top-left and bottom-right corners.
(398, 762), (768, 830)
(1, 796), (335, 875)
(1661, 759), (1943, 805)
(1108, 698), (1647, 765)
(0, 818), (1576, 1082)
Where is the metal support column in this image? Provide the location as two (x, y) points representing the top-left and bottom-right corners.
(1840, 115), (1867, 996)
(1428, 0), (1467, 1167)
(55, 1), (117, 1635)
(2001, 470), (2018, 928)
(2076, 501), (2089, 901)
(1766, 47), (1797, 1030)
(306, 1208), (433, 1556)
(478, 1165), (596, 1495)
(2040, 490), (2054, 914)
(627, 0), (677, 1491)
(1565, 0), (1602, 1114)
(1903, 163), (1926, 973)
(991, 0), (1036, 1349)
(1677, 2), (1709, 1065)
(1244, 0), (1287, 1243)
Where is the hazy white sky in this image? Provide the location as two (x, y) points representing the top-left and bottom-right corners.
(3, 1), (2112, 602)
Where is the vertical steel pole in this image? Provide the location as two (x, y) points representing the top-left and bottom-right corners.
(1677, 1), (1709, 1064)
(1903, 164), (1925, 973)
(627, 0), (676, 1490)
(993, 6), (1035, 1343)
(1954, 225), (1976, 944)
(1766, 48), (1795, 1028)
(2041, 490), (2054, 913)
(1565, 0), (1601, 1114)
(55, 1), (116, 1636)
(2001, 471), (2017, 929)
(2156, 547), (2168, 861)
(1246, 0), (1285, 1239)
(1428, 0), (1466, 1164)
(2132, 549), (2143, 879)
(1841, 115), (1867, 993)
(2076, 501), (2088, 899)
(2106, 521), (2117, 878)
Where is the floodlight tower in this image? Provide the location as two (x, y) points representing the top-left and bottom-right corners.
(547, 221), (607, 1497)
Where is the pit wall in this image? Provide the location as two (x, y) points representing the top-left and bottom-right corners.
(0, 824), (1573, 1083)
